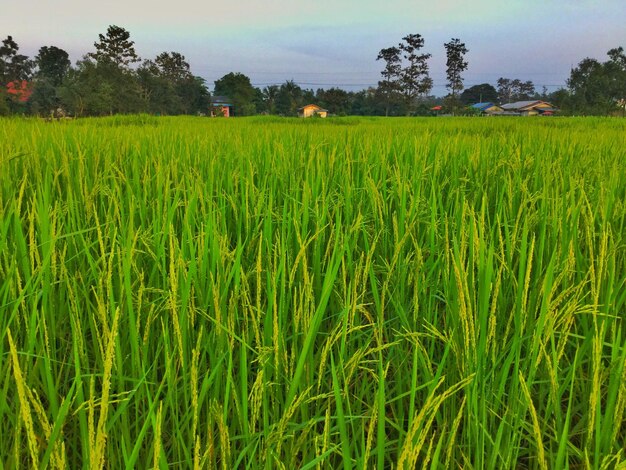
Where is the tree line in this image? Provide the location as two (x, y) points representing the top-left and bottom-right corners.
(0, 26), (210, 117)
(1, 26), (624, 117)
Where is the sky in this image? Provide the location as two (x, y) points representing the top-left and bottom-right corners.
(2, 0), (625, 95)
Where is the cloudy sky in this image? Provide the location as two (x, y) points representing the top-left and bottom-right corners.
(2, 0), (625, 94)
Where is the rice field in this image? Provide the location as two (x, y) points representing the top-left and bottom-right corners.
(1, 115), (625, 469)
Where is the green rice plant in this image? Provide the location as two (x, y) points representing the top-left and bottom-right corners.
(0, 115), (625, 468)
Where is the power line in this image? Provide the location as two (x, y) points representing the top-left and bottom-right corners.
(247, 81), (566, 88)
(195, 68), (570, 78)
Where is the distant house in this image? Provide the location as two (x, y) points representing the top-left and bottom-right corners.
(298, 104), (328, 118)
(471, 102), (503, 115)
(210, 96), (233, 117)
(500, 100), (557, 116)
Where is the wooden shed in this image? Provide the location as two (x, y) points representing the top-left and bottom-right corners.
(298, 104), (328, 118)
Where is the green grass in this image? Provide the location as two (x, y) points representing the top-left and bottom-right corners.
(1, 115), (625, 468)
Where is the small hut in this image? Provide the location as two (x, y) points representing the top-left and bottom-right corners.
(210, 96), (233, 117)
(298, 104), (328, 118)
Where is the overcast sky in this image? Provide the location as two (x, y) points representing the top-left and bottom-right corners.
(2, 0), (625, 94)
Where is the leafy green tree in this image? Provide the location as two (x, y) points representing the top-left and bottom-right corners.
(377, 34), (432, 115)
(1, 36), (33, 113)
(544, 88), (572, 113)
(262, 85), (279, 114)
(608, 46), (626, 68)
(442, 94), (463, 114)
(252, 87), (266, 114)
(177, 76), (210, 114)
(398, 34), (433, 114)
(316, 87), (352, 115)
(29, 78), (58, 115)
(567, 58), (606, 113)
(88, 25), (140, 68)
(444, 38), (468, 100)
(302, 88), (316, 105)
(29, 46), (72, 115)
(459, 83), (498, 104)
(59, 59), (146, 116)
(0, 88), (9, 115)
(606, 47), (626, 114)
(566, 47), (626, 115)
(351, 87), (384, 115)
(154, 52), (193, 81)
(62, 26), (146, 116)
(35, 46), (71, 86)
(139, 52), (208, 114)
(275, 80), (303, 116)
(496, 78), (535, 103)
(214, 72), (258, 116)
(137, 61), (181, 114)
(376, 46), (402, 116)
(0, 35), (33, 83)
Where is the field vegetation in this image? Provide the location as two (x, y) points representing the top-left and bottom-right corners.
(1, 116), (625, 468)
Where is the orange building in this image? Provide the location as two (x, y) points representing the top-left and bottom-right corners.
(210, 96), (232, 117)
(298, 104), (328, 118)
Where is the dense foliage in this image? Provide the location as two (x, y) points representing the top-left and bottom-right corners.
(1, 116), (625, 468)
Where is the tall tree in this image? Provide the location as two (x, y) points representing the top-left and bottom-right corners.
(496, 78), (513, 103)
(138, 60), (181, 114)
(608, 46), (626, 68)
(59, 58), (146, 116)
(66, 26), (146, 115)
(398, 34), (432, 114)
(176, 76), (210, 115)
(1, 36), (33, 113)
(35, 46), (71, 86)
(351, 87), (388, 116)
(0, 35), (32, 83)
(154, 52), (193, 81)
(518, 80), (536, 100)
(138, 52), (208, 114)
(497, 78), (536, 103)
(567, 47), (626, 115)
(30, 46), (72, 115)
(376, 46), (402, 116)
(275, 80), (303, 116)
(606, 46), (626, 114)
(262, 85), (279, 114)
(88, 25), (140, 68)
(444, 38), (468, 99)
(316, 87), (352, 115)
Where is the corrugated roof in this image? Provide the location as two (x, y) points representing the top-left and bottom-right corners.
(471, 102), (495, 110)
(501, 100), (542, 110)
(297, 104), (328, 111)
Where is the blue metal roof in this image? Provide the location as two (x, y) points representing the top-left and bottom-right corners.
(471, 102), (495, 111)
